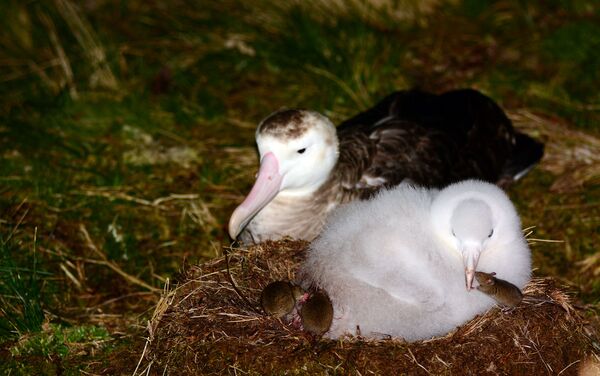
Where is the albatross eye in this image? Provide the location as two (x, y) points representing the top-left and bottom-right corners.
(488, 229), (494, 238)
(451, 229), (456, 237)
(297, 148), (306, 154)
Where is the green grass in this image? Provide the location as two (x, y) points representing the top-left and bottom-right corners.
(9, 323), (110, 358)
(0, 238), (45, 339)
(0, 0), (598, 373)
(1, 323), (111, 376)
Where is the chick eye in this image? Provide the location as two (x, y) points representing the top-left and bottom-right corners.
(297, 148), (306, 154)
(488, 229), (494, 238)
(451, 229), (456, 237)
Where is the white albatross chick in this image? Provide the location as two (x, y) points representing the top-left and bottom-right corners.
(298, 180), (531, 341)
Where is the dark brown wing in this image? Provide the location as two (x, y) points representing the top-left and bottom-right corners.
(339, 89), (514, 145)
(335, 89), (543, 196)
(336, 120), (464, 199)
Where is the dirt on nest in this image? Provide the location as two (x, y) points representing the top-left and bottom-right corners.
(125, 240), (597, 375)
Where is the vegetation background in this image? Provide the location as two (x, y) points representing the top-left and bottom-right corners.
(0, 0), (598, 373)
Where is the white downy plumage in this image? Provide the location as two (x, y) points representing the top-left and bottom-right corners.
(299, 180), (531, 341)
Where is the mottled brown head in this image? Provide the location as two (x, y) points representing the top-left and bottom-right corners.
(257, 109), (312, 140)
(228, 109), (339, 240)
(254, 109), (339, 193)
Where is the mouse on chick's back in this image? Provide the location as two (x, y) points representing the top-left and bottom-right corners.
(261, 281), (305, 318)
(475, 271), (523, 308)
(300, 291), (334, 336)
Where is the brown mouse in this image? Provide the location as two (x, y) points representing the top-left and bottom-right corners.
(261, 281), (305, 318)
(475, 271), (523, 307)
(300, 291), (334, 336)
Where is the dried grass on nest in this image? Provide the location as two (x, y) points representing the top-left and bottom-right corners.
(133, 240), (597, 375)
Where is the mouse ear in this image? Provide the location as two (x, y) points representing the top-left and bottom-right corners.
(491, 272), (497, 276)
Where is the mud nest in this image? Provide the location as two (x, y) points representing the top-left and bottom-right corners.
(136, 240), (598, 375)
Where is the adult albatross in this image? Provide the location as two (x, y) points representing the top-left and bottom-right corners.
(229, 89), (543, 244)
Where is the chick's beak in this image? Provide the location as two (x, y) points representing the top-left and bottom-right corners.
(462, 246), (481, 291)
(228, 152), (283, 239)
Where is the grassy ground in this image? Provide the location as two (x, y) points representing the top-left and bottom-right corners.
(0, 0), (598, 373)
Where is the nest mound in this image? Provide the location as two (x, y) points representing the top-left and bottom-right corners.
(137, 240), (597, 375)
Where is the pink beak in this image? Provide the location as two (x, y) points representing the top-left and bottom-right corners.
(463, 247), (481, 291)
(228, 152), (283, 239)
